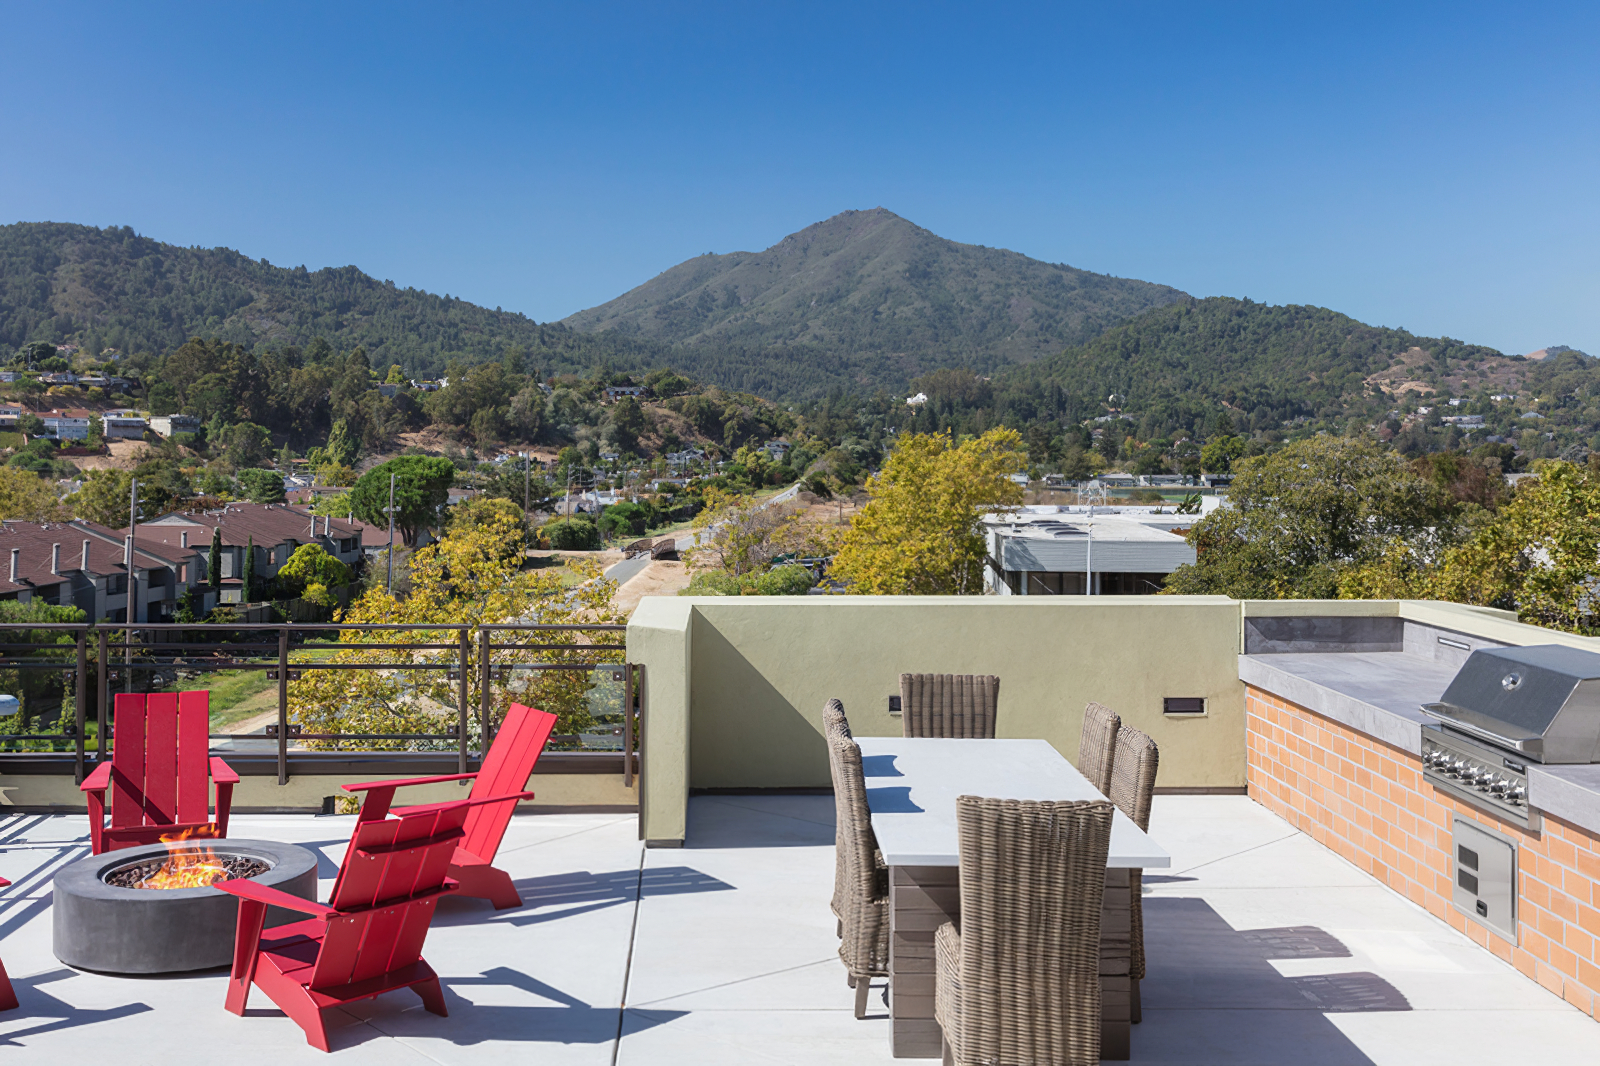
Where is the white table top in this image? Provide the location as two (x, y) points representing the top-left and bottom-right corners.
(855, 737), (1171, 869)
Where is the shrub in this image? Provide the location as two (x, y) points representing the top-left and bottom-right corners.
(682, 571), (741, 596)
(751, 564), (815, 596)
(543, 517), (602, 551)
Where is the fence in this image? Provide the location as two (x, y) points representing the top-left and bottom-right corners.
(0, 621), (639, 792)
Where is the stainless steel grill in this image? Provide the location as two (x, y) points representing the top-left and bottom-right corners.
(1421, 644), (1600, 828)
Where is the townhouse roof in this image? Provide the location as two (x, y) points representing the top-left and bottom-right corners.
(134, 502), (363, 551)
(0, 520), (173, 597)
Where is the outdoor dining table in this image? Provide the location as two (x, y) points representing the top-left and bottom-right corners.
(857, 737), (1172, 1061)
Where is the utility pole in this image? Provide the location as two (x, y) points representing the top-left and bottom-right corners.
(385, 473), (396, 595)
(126, 477), (138, 692)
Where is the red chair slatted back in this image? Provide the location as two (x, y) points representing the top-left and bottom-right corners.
(110, 692), (212, 829)
(313, 802), (469, 990)
(462, 703), (557, 859)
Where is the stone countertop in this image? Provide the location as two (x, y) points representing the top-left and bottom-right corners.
(1239, 651), (1600, 840)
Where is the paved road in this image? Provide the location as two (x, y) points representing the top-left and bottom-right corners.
(605, 553), (653, 585)
(603, 482), (800, 584)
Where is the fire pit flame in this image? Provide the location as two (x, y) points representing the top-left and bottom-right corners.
(103, 827), (270, 891)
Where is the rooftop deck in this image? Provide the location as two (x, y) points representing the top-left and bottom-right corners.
(5, 794), (1599, 1063)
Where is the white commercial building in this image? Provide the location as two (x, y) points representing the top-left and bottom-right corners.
(983, 506), (1203, 596)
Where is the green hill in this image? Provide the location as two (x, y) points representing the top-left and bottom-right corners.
(0, 221), (664, 379)
(561, 208), (1187, 391)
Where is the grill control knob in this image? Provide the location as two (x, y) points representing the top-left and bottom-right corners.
(1489, 778), (1510, 795)
(1507, 785), (1527, 804)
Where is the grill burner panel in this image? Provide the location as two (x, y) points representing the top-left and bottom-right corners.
(1421, 725), (1538, 829)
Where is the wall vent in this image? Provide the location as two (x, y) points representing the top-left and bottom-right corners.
(1163, 697), (1206, 716)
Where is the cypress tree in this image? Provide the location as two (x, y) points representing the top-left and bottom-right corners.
(241, 535), (255, 603)
(208, 527), (222, 587)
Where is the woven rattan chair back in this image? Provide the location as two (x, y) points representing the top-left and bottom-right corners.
(1109, 726), (1159, 991)
(824, 699), (853, 928)
(900, 673), (1000, 738)
(936, 796), (1114, 1066)
(1077, 702), (1121, 796)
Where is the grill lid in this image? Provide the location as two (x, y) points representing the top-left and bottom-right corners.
(1422, 644), (1600, 763)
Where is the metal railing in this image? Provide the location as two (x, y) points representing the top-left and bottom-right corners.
(0, 622), (638, 788)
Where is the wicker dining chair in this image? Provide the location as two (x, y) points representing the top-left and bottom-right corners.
(900, 673), (1000, 738)
(934, 796), (1114, 1066)
(1108, 725), (1159, 1024)
(833, 732), (890, 1018)
(824, 698), (853, 936)
(1076, 701), (1121, 795)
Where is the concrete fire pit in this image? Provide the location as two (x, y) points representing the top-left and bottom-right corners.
(53, 839), (319, 974)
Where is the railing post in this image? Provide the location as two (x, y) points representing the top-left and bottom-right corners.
(96, 627), (109, 764)
(478, 627), (492, 766)
(277, 626), (289, 786)
(623, 662), (634, 788)
(74, 628), (87, 783)
(458, 627), (470, 777)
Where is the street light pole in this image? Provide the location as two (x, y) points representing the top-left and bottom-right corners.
(385, 473), (396, 595)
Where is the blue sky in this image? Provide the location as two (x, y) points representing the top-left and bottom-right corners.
(2, 2), (1596, 355)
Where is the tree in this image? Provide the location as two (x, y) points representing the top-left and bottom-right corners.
(686, 488), (817, 578)
(0, 468), (70, 522)
(449, 497), (527, 559)
(285, 504), (624, 747)
(308, 491), (354, 518)
(349, 455), (456, 546)
(323, 419), (359, 467)
(66, 469), (132, 526)
(829, 428), (1025, 595)
(236, 468), (286, 504)
(241, 535), (255, 603)
(208, 526), (222, 587)
(1200, 434), (1245, 474)
(278, 543), (354, 597)
(386, 364), (406, 385)
(1165, 436), (1445, 599)
(543, 517), (602, 550)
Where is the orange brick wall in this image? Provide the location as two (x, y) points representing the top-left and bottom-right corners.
(1246, 683), (1600, 1018)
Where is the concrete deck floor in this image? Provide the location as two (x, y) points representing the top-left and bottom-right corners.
(2, 795), (1599, 1064)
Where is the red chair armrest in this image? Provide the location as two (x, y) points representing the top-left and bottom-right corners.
(213, 879), (337, 919)
(0, 877), (10, 889)
(209, 756), (241, 785)
(81, 761), (112, 793)
(465, 790), (536, 809)
(341, 772), (479, 794)
(394, 790), (536, 818)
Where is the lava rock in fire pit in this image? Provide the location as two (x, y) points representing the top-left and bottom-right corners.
(104, 855), (270, 890)
(54, 839), (318, 974)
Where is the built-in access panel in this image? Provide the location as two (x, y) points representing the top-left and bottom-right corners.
(1452, 816), (1518, 944)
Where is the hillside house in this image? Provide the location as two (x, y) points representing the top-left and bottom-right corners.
(41, 416), (89, 441)
(149, 414), (201, 437)
(603, 386), (646, 402)
(102, 412), (148, 439)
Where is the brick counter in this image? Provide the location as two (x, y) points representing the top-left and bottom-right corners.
(1246, 683), (1600, 1018)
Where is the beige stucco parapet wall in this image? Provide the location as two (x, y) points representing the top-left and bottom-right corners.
(628, 595), (1246, 846)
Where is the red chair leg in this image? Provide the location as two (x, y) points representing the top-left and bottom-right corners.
(224, 899), (267, 1016)
(452, 862), (522, 910)
(415, 975), (448, 1017)
(0, 955), (17, 1012)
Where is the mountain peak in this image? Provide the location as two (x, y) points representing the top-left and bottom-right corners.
(562, 209), (1185, 387)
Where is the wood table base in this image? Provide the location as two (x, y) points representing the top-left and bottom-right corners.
(888, 865), (1133, 1060)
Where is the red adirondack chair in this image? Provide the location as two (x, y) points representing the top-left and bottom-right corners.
(216, 793), (531, 1051)
(341, 702), (558, 909)
(0, 877), (16, 1012)
(80, 692), (239, 854)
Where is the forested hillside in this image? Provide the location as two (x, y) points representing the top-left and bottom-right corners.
(561, 208), (1187, 391)
(0, 222), (665, 379)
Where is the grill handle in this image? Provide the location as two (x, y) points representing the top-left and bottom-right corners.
(1420, 702), (1544, 758)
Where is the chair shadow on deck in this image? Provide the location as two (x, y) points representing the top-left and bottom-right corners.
(0, 968), (153, 1047)
(454, 865), (735, 927)
(1138, 897), (1408, 1064)
(293, 966), (686, 1051)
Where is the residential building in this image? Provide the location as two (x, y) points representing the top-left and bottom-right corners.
(134, 502), (365, 604)
(409, 379), (441, 392)
(41, 416), (89, 441)
(40, 372), (78, 386)
(1442, 414), (1486, 427)
(905, 392), (928, 406)
(0, 406), (21, 427)
(102, 412), (149, 439)
(149, 414), (202, 437)
(983, 506), (1199, 595)
(761, 438), (790, 462)
(0, 519), (209, 623)
(603, 385), (646, 401)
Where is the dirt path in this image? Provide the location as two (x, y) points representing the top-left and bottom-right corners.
(611, 560), (690, 616)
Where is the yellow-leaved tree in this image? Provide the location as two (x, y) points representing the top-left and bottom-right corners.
(286, 502), (624, 749)
(829, 428), (1024, 594)
(1341, 460), (1600, 634)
